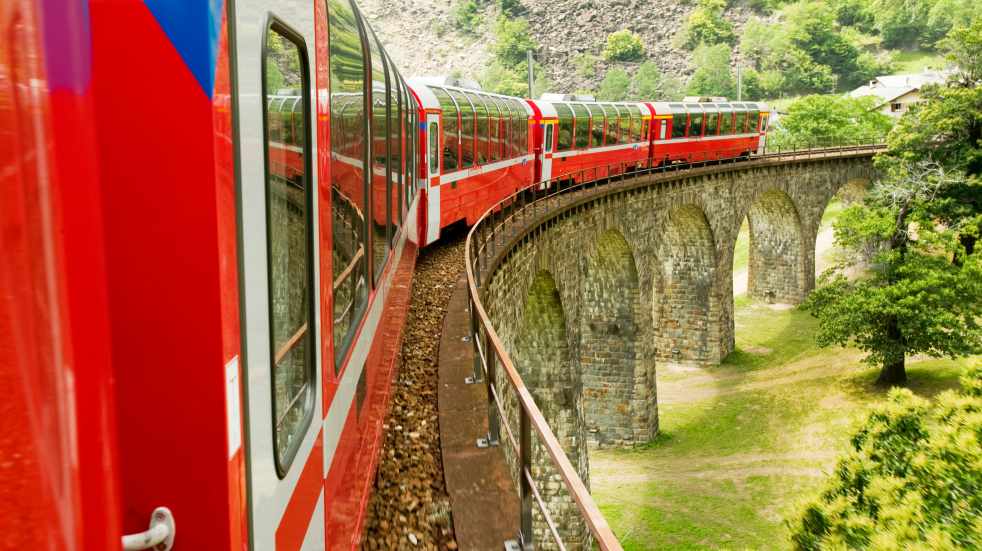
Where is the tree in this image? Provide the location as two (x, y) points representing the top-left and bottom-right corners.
(453, 0), (483, 35)
(493, 16), (536, 67)
(771, 95), (893, 148)
(788, 364), (982, 549)
(633, 61), (682, 100)
(686, 43), (735, 98)
(805, 161), (982, 384)
(603, 30), (645, 62)
(679, 0), (736, 49)
(598, 68), (630, 101)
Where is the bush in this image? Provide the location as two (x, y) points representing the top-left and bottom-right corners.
(679, 0), (736, 49)
(493, 16), (537, 67)
(573, 53), (600, 79)
(769, 94), (893, 148)
(686, 43), (735, 98)
(604, 30), (645, 62)
(498, 0), (523, 16)
(598, 68), (631, 101)
(633, 61), (682, 100)
(788, 364), (982, 549)
(453, 0), (483, 34)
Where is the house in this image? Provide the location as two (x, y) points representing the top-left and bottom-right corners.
(849, 70), (951, 117)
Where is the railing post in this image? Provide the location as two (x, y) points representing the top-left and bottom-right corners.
(467, 301), (483, 385)
(480, 338), (500, 448)
(519, 407), (534, 550)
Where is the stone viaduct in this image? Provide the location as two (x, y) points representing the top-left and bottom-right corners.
(476, 152), (877, 548)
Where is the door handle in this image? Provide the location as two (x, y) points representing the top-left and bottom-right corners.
(121, 507), (175, 551)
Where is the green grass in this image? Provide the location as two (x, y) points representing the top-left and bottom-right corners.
(892, 50), (947, 73)
(592, 299), (976, 550)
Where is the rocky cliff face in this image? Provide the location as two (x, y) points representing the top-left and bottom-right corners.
(359, 0), (755, 95)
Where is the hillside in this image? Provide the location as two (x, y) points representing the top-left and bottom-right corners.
(359, 0), (754, 94)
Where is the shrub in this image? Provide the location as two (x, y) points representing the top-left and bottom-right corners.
(770, 94), (892, 148)
(788, 364), (982, 549)
(603, 30), (645, 62)
(573, 53), (600, 79)
(598, 68), (631, 101)
(453, 0), (483, 34)
(679, 0), (736, 49)
(686, 43), (735, 98)
(498, 0), (523, 16)
(633, 61), (683, 100)
(493, 16), (536, 67)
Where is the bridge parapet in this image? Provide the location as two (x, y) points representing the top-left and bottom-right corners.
(464, 144), (883, 550)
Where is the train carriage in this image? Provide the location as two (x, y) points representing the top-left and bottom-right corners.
(650, 101), (771, 163)
(529, 96), (654, 183)
(410, 79), (535, 246)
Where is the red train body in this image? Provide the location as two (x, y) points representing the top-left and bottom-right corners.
(3, 1), (769, 549)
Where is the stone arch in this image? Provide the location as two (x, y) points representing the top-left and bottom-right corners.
(580, 230), (655, 447)
(514, 270), (591, 549)
(655, 205), (718, 364)
(744, 189), (806, 304)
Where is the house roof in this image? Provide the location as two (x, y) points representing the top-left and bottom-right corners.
(848, 70), (950, 105)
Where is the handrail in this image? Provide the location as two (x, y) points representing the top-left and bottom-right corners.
(463, 136), (886, 550)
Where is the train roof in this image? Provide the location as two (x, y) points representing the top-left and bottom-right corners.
(408, 78), (533, 114)
(650, 101), (770, 114)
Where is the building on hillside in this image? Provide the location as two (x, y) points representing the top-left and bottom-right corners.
(849, 70), (951, 117)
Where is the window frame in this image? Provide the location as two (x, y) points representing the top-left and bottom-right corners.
(260, 16), (317, 480)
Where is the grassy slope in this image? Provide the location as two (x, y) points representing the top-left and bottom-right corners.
(593, 200), (974, 550)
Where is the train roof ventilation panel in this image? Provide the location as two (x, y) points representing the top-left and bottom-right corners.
(539, 92), (597, 102)
(414, 75), (483, 91)
(682, 95), (728, 102)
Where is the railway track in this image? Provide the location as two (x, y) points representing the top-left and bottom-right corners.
(362, 226), (467, 550)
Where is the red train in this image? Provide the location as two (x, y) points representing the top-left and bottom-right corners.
(2, 0), (768, 549)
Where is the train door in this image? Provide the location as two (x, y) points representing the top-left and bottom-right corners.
(232, 2), (326, 549)
(425, 112), (441, 243)
(540, 121), (555, 184)
(757, 112), (769, 155)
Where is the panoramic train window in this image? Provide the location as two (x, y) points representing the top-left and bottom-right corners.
(690, 111), (704, 138)
(720, 109), (733, 134)
(433, 88), (459, 171)
(705, 110), (719, 135)
(450, 90), (475, 168)
(474, 95), (490, 165)
(366, 33), (390, 283)
(556, 103), (573, 151)
(672, 112), (687, 139)
(328, 0), (370, 374)
(511, 99), (526, 157)
(630, 107), (643, 142)
(735, 111), (747, 135)
(488, 96), (501, 162)
(587, 104), (604, 148)
(383, 54), (401, 242)
(263, 22), (315, 477)
(748, 110), (760, 132)
(572, 104), (590, 149)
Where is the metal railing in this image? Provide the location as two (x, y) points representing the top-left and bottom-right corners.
(463, 137), (885, 550)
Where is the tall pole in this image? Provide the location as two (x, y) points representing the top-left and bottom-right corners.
(527, 49), (534, 98)
(736, 65), (742, 101)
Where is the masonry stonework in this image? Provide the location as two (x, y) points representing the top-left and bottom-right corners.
(480, 157), (874, 548)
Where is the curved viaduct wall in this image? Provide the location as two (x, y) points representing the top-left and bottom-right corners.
(482, 156), (874, 549)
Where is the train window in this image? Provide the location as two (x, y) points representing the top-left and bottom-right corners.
(735, 111), (747, 134)
(404, 87), (414, 203)
(328, 0), (370, 373)
(671, 113), (687, 139)
(428, 121), (439, 174)
(571, 104), (589, 149)
(384, 57), (401, 241)
(748, 110), (760, 132)
(720, 111), (733, 135)
(690, 112), (704, 138)
(555, 103), (573, 152)
(587, 104), (604, 148)
(433, 88), (459, 171)
(263, 22), (315, 477)
(367, 33), (390, 283)
(630, 107), (643, 142)
(544, 121), (553, 152)
(513, 99), (527, 157)
(599, 104), (614, 145)
(492, 96), (504, 160)
(705, 111), (719, 135)
(449, 90), (474, 168)
(760, 113), (769, 132)
(474, 95), (490, 165)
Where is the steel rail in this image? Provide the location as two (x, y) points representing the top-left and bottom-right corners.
(464, 138), (886, 550)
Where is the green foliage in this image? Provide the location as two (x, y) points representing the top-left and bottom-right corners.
(788, 365), (982, 549)
(480, 60), (528, 96)
(603, 29), (645, 61)
(498, 0), (523, 16)
(453, 0), (483, 34)
(573, 53), (599, 79)
(770, 95), (893, 148)
(680, 0), (736, 49)
(598, 67), (630, 101)
(941, 18), (982, 85)
(685, 43), (735, 98)
(492, 16), (536, 67)
(633, 61), (683, 100)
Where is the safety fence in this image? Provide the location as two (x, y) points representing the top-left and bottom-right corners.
(463, 139), (885, 550)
